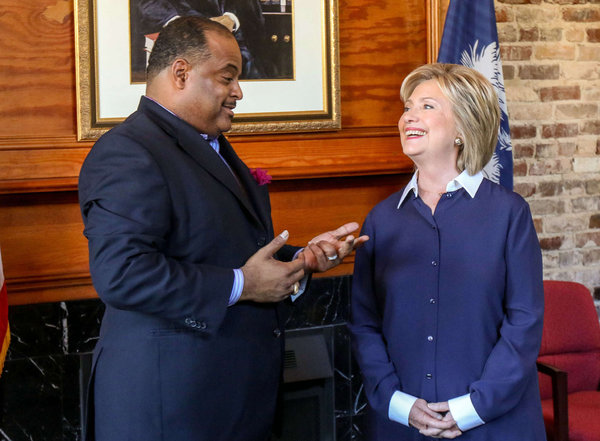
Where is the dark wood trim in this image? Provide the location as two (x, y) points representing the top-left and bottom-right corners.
(537, 361), (569, 441)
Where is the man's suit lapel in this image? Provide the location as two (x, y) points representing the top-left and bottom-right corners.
(179, 128), (270, 231)
(218, 137), (272, 232)
(140, 97), (269, 231)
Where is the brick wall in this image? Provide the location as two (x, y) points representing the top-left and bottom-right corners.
(495, 0), (600, 307)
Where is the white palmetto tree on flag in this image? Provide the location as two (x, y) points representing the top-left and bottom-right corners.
(437, 0), (513, 190)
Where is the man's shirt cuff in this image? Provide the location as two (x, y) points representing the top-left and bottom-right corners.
(290, 248), (307, 301)
(389, 390), (418, 427)
(290, 276), (308, 302)
(448, 394), (485, 431)
(223, 12), (240, 31)
(229, 269), (244, 306)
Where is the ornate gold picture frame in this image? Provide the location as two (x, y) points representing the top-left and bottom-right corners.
(75, 0), (341, 140)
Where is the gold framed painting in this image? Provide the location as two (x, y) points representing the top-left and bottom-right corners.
(75, 0), (341, 140)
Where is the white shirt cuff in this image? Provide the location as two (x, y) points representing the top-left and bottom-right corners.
(223, 12), (240, 32)
(229, 268), (244, 306)
(448, 394), (485, 431)
(288, 248), (306, 301)
(164, 15), (180, 27)
(388, 390), (418, 427)
(290, 276), (308, 302)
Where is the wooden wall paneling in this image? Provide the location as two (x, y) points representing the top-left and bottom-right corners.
(0, 192), (94, 305)
(0, 138), (89, 193)
(232, 128), (412, 179)
(338, 0), (428, 128)
(0, 0), (75, 137)
(0, 0), (429, 192)
(270, 173), (410, 277)
(2, 174), (409, 304)
(0, 0), (432, 303)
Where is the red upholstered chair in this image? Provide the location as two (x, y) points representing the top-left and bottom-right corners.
(537, 280), (600, 441)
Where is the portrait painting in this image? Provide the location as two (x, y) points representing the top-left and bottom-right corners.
(128, 0), (295, 83)
(75, 0), (339, 140)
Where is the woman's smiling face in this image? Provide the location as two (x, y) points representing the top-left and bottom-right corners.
(398, 79), (460, 168)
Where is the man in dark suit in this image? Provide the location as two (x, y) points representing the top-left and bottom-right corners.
(78, 16), (365, 441)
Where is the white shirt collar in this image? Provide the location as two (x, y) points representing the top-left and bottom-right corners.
(397, 170), (484, 208)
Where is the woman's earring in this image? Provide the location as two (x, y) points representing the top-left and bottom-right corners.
(454, 137), (463, 146)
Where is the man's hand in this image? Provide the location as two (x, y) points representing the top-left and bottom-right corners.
(408, 399), (457, 438)
(300, 222), (369, 273)
(240, 231), (305, 303)
(424, 402), (462, 439)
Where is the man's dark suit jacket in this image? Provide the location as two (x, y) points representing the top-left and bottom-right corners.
(79, 97), (295, 441)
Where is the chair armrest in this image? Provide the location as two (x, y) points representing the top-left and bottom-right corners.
(537, 361), (568, 441)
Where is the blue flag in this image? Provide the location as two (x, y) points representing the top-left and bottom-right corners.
(437, 0), (513, 190)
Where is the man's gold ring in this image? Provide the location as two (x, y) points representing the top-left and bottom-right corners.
(292, 282), (300, 295)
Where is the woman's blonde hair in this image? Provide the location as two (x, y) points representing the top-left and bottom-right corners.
(400, 63), (501, 175)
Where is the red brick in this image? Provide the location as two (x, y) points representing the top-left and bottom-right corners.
(540, 28), (563, 41)
(583, 249), (600, 266)
(573, 196), (600, 211)
(556, 103), (598, 119)
(511, 125), (537, 139)
(533, 218), (544, 234)
(529, 199), (566, 215)
(513, 160), (528, 176)
(536, 143), (559, 158)
(588, 28), (600, 42)
(503, 65), (516, 80)
(577, 192), (599, 210)
(579, 45), (600, 61)
(563, 7), (600, 22)
(529, 159), (572, 175)
(499, 25), (518, 42)
(559, 142), (578, 156)
(540, 236), (563, 250)
(559, 251), (583, 267)
(501, 45), (533, 61)
(519, 64), (560, 79)
(514, 182), (536, 197)
(536, 44), (575, 60)
(542, 123), (579, 138)
(590, 214), (600, 228)
(565, 180), (586, 194)
(539, 86), (581, 101)
(537, 181), (561, 196)
(520, 27), (539, 41)
(496, 8), (511, 22)
(582, 120), (600, 135)
(544, 0), (589, 3)
(586, 180), (600, 194)
(576, 231), (600, 247)
(514, 143), (535, 158)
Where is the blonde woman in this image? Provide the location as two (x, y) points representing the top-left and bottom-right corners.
(350, 64), (545, 440)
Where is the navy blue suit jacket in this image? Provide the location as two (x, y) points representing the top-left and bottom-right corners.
(79, 97), (294, 441)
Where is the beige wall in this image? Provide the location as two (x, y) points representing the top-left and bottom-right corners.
(496, 0), (600, 305)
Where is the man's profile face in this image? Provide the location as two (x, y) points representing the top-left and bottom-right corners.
(181, 31), (243, 137)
